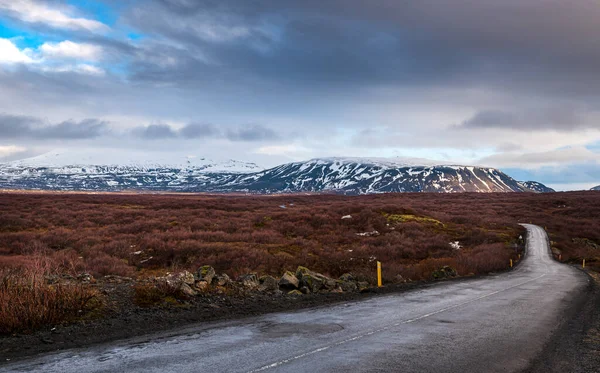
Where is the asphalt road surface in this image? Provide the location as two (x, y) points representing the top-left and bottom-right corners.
(4, 224), (589, 373)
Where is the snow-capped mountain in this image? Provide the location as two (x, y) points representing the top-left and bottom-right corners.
(0, 149), (263, 191)
(0, 153), (553, 194)
(517, 181), (556, 193)
(212, 158), (546, 194)
(592, 185), (600, 191)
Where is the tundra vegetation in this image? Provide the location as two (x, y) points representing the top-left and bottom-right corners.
(0, 191), (598, 334)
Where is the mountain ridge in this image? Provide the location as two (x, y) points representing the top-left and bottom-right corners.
(0, 152), (555, 194)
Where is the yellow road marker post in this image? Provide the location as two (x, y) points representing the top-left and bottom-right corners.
(510, 259), (513, 268)
(377, 261), (382, 287)
(583, 259), (586, 269)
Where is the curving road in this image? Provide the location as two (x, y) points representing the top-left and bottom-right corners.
(4, 224), (589, 373)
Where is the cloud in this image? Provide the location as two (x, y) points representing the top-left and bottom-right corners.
(460, 107), (591, 131)
(40, 41), (103, 61)
(0, 38), (33, 64)
(39, 63), (105, 76)
(226, 124), (280, 141)
(0, 0), (109, 32)
(0, 38), (105, 75)
(133, 124), (178, 139)
(131, 122), (282, 142)
(180, 123), (220, 138)
(0, 113), (109, 139)
(0, 145), (26, 158)
(478, 146), (600, 169)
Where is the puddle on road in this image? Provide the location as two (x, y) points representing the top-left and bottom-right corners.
(259, 322), (344, 338)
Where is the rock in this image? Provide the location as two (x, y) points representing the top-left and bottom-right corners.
(197, 266), (216, 284)
(238, 273), (259, 288)
(288, 290), (303, 295)
(357, 281), (369, 291)
(215, 273), (231, 286)
(299, 286), (310, 294)
(324, 279), (339, 291)
(259, 275), (279, 292)
(166, 271), (195, 286)
(77, 273), (95, 283)
(295, 266), (332, 293)
(432, 266), (458, 280)
(180, 283), (198, 297)
(339, 280), (358, 292)
(300, 274), (325, 293)
(102, 275), (133, 283)
(278, 271), (299, 290)
(356, 230), (379, 237)
(195, 280), (209, 291)
(331, 287), (344, 293)
(339, 273), (355, 282)
(341, 215), (352, 220)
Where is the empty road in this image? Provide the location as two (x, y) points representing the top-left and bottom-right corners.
(4, 224), (589, 373)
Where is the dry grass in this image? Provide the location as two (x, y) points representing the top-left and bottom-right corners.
(0, 255), (98, 334)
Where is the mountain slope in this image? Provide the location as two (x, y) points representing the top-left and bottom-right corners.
(518, 181), (556, 193)
(592, 186), (600, 191)
(213, 158), (539, 194)
(0, 153), (553, 194)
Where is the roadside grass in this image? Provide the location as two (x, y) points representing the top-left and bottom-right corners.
(0, 257), (98, 334)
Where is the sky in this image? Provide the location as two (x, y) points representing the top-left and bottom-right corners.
(0, 0), (599, 190)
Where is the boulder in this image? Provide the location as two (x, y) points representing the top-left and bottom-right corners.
(339, 273), (355, 282)
(357, 281), (369, 291)
(259, 275), (279, 292)
(299, 274), (325, 293)
(295, 266), (332, 293)
(166, 271), (195, 286)
(238, 273), (259, 288)
(180, 283), (198, 297)
(339, 280), (358, 292)
(215, 273), (231, 286)
(278, 271), (299, 290)
(299, 286), (310, 294)
(197, 266), (216, 284)
(195, 280), (209, 291)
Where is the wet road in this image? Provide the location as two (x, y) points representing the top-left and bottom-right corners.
(4, 224), (589, 373)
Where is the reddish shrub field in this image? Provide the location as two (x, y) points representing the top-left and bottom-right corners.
(0, 191), (598, 284)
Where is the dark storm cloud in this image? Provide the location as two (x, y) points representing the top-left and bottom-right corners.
(0, 114), (109, 139)
(122, 0), (600, 98)
(460, 107), (591, 131)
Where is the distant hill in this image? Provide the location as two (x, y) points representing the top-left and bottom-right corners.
(592, 185), (600, 191)
(0, 151), (554, 195)
(517, 181), (556, 193)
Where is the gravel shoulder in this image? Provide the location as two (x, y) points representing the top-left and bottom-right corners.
(525, 268), (600, 373)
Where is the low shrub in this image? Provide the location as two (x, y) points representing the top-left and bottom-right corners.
(0, 261), (97, 334)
